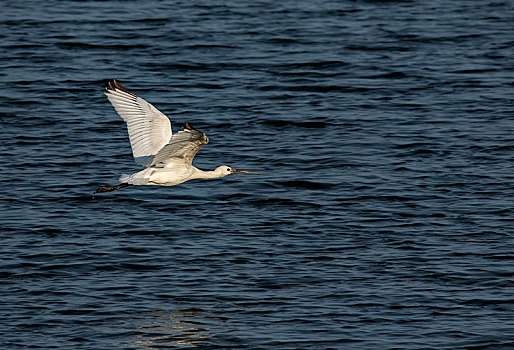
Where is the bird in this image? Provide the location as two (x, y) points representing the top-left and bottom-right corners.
(94, 80), (259, 194)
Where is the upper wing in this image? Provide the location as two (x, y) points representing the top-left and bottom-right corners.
(150, 123), (209, 166)
(105, 80), (172, 167)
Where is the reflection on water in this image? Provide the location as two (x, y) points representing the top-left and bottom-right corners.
(128, 309), (211, 349)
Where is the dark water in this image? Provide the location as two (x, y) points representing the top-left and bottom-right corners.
(1, 0), (513, 349)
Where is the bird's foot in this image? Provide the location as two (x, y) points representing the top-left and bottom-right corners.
(94, 183), (131, 194)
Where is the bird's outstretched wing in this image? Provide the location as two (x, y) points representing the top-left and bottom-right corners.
(105, 80), (172, 167)
(150, 123), (209, 166)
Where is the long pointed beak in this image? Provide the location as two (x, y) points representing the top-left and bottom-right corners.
(230, 169), (260, 175)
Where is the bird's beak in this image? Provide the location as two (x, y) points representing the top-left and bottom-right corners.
(230, 168), (260, 175)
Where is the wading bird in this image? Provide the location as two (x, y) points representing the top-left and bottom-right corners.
(94, 80), (259, 194)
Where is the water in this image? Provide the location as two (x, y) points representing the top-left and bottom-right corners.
(1, 0), (513, 349)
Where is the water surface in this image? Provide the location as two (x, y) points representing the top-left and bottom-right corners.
(1, 0), (513, 349)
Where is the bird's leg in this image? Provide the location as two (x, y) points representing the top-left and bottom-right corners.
(94, 183), (132, 194)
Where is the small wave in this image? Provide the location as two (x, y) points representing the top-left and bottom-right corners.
(258, 85), (372, 93)
(262, 119), (328, 128)
(362, 71), (408, 79)
(249, 197), (323, 208)
(274, 60), (347, 69)
(272, 180), (334, 190)
(55, 42), (151, 50)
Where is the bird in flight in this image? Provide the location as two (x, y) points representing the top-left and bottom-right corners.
(94, 80), (259, 194)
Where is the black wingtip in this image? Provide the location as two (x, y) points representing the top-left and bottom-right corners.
(105, 79), (136, 96)
(181, 123), (195, 131)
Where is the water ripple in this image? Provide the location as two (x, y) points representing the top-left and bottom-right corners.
(1, 0), (513, 349)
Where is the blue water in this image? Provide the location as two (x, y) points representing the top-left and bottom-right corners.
(1, 1), (513, 349)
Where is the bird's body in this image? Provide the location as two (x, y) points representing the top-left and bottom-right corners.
(94, 80), (258, 193)
(120, 163), (231, 187)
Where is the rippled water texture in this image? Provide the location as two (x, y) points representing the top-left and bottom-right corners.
(1, 0), (513, 349)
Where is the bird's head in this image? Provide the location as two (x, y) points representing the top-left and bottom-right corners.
(216, 165), (260, 177)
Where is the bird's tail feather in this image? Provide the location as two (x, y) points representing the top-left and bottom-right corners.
(119, 174), (149, 185)
(119, 174), (132, 183)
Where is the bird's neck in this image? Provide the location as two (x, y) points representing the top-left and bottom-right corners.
(191, 167), (222, 179)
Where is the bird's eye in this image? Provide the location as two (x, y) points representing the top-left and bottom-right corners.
(227, 168), (231, 171)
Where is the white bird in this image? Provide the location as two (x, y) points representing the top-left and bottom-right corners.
(94, 80), (259, 194)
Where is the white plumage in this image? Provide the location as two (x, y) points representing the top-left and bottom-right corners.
(104, 80), (172, 167)
(94, 80), (259, 194)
